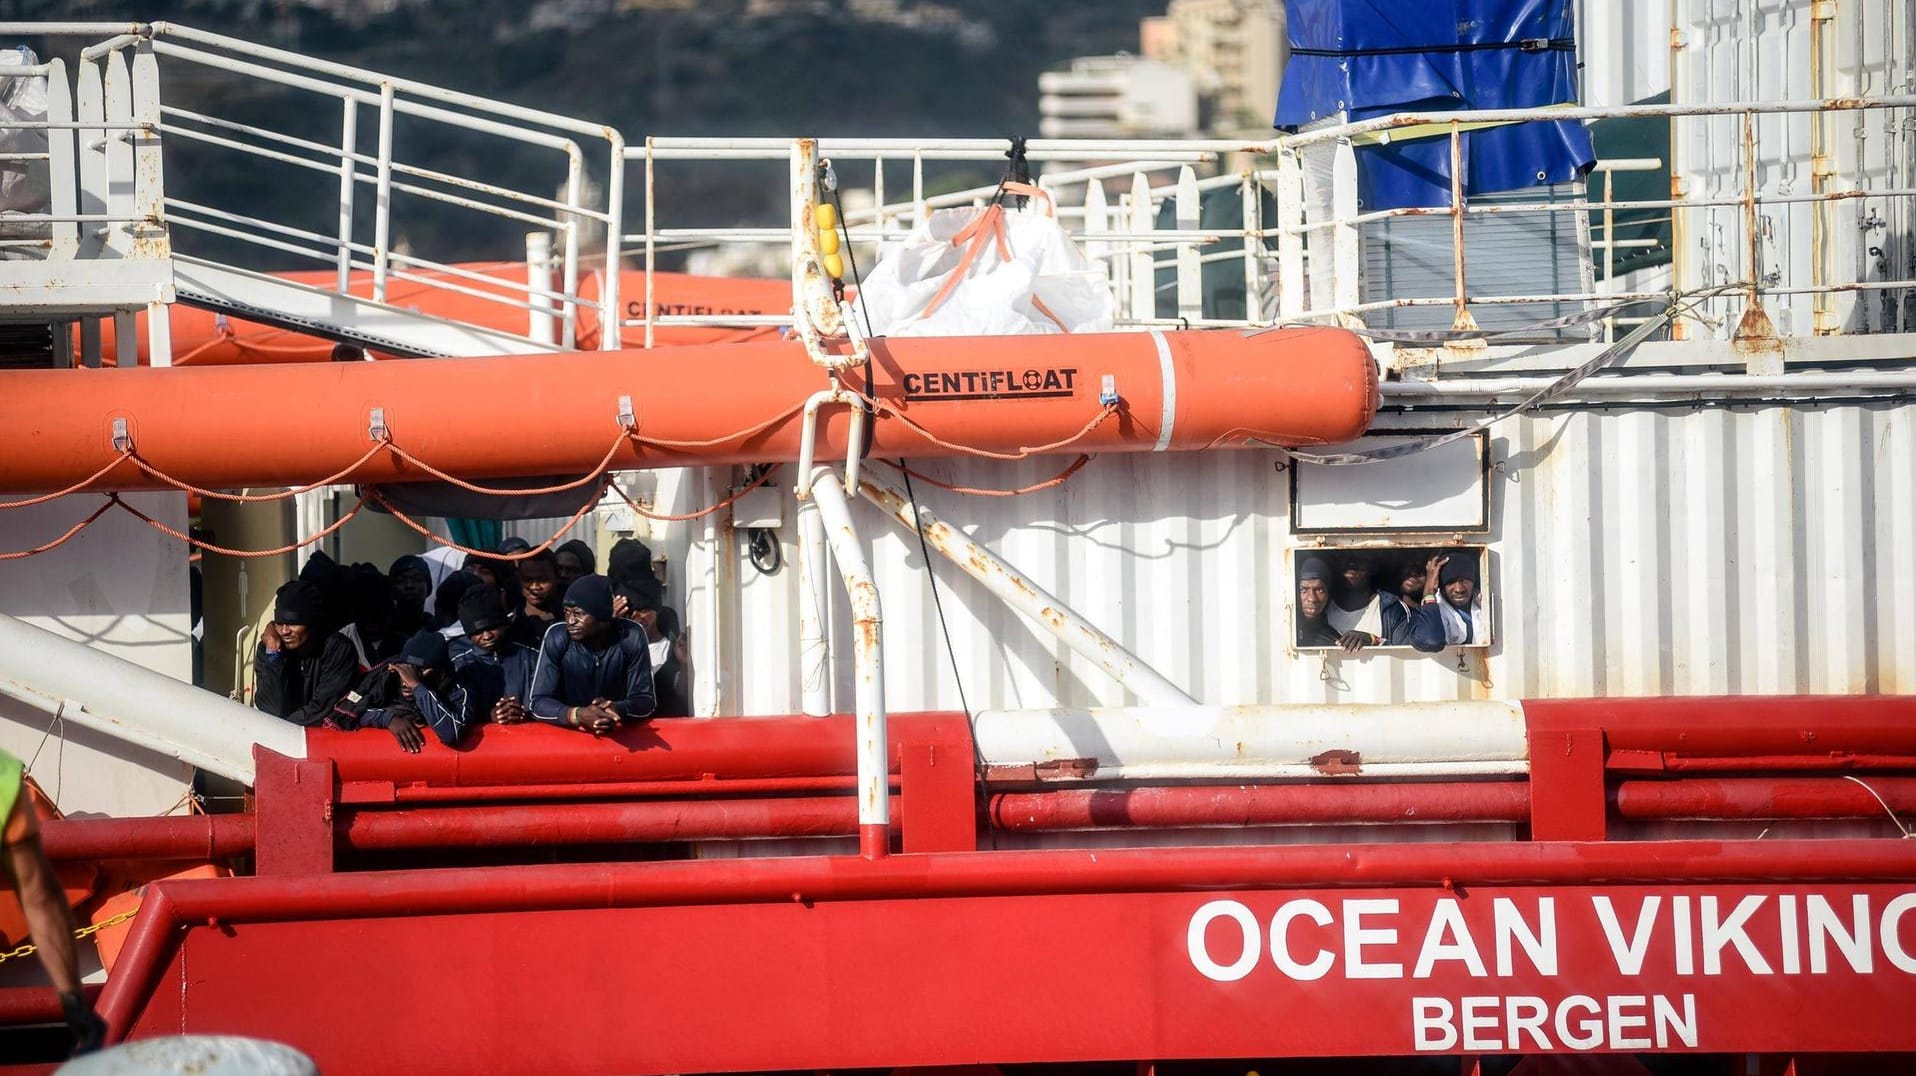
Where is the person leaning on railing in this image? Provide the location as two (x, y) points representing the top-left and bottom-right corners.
(527, 575), (656, 734)
(0, 749), (106, 1054)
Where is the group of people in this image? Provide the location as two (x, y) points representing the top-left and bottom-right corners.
(253, 537), (692, 752)
(1294, 548), (1488, 653)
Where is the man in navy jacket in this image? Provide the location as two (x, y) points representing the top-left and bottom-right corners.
(528, 574), (655, 734)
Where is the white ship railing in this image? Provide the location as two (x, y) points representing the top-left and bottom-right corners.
(627, 96), (1916, 352)
(0, 30), (175, 365)
(1273, 96), (1916, 344)
(12, 22), (1916, 363)
(72, 22), (626, 351)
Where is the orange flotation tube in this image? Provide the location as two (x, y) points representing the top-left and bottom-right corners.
(100, 265), (791, 366)
(1, 327), (1377, 494)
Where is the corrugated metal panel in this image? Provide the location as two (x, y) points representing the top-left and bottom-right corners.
(1672, 0), (1915, 335)
(696, 401), (1916, 713)
(1359, 183), (1595, 338)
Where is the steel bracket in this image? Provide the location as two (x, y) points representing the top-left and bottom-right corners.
(111, 417), (132, 453)
(368, 407), (388, 442)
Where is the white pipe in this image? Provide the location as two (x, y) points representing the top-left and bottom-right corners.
(857, 467), (1196, 708)
(971, 701), (1529, 782)
(1381, 371), (1916, 398)
(0, 612), (306, 787)
(797, 495), (831, 717)
(526, 230), (556, 346)
(806, 466), (887, 855)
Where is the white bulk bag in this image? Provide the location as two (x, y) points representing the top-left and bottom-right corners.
(854, 183), (1114, 337)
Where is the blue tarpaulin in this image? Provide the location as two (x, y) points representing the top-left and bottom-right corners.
(1275, 0), (1594, 209)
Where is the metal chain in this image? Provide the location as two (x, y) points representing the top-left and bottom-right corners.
(0, 906), (139, 966)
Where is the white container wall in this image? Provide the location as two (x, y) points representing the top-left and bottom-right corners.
(1577, 0), (1674, 107)
(1671, 0), (1916, 336)
(0, 493), (196, 816)
(690, 401), (1916, 714)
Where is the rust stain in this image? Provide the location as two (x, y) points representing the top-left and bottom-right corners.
(1308, 749), (1362, 776)
(1034, 756), (1100, 780)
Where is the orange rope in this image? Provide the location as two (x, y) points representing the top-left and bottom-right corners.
(369, 486), (604, 561)
(852, 389), (1117, 461)
(115, 491), (373, 558)
(0, 453), (131, 511)
(885, 454), (1092, 498)
(610, 464), (782, 522)
(0, 497), (118, 560)
(128, 442), (390, 502)
(627, 400), (808, 450)
(377, 433), (629, 498)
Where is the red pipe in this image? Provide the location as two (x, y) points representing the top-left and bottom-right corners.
(1529, 695), (1916, 756)
(337, 796), (887, 850)
(987, 782), (1530, 830)
(37, 814), (255, 862)
(1613, 776), (1916, 820)
(307, 714), (915, 785)
(383, 775), (875, 803)
(0, 984), (100, 1025)
(1620, 754), (1916, 773)
(92, 837), (1916, 1042)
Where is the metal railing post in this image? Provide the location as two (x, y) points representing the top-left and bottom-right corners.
(1602, 167), (1616, 342)
(1175, 164), (1201, 323)
(1275, 148), (1305, 318)
(46, 59), (79, 260)
(1447, 122), (1478, 336)
(101, 48), (132, 259)
(643, 136), (656, 349)
(1240, 169), (1263, 322)
(1330, 140), (1360, 314)
(600, 133), (625, 352)
(371, 80), (394, 303)
(526, 230), (556, 345)
(335, 96), (356, 293)
(559, 146), (581, 349)
(1128, 171), (1153, 320)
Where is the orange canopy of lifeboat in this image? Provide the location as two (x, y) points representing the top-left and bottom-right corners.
(2, 327), (1376, 495)
(99, 265), (791, 365)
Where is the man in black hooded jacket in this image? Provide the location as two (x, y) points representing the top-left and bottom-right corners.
(255, 580), (359, 726)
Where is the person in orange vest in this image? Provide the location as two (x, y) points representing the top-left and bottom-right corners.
(0, 748), (105, 1054)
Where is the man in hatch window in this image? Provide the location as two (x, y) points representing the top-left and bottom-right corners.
(1410, 551), (1489, 651)
(1294, 555), (1341, 648)
(528, 574), (655, 734)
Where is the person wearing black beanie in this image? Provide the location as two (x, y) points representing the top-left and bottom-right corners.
(338, 565), (405, 672)
(555, 539), (595, 590)
(254, 580), (359, 726)
(431, 571), (483, 638)
(613, 575), (689, 718)
(1409, 550), (1490, 652)
(527, 574), (655, 734)
(454, 585), (538, 727)
(504, 548), (563, 650)
(1294, 556), (1341, 648)
(355, 629), (474, 754)
(388, 554), (435, 631)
